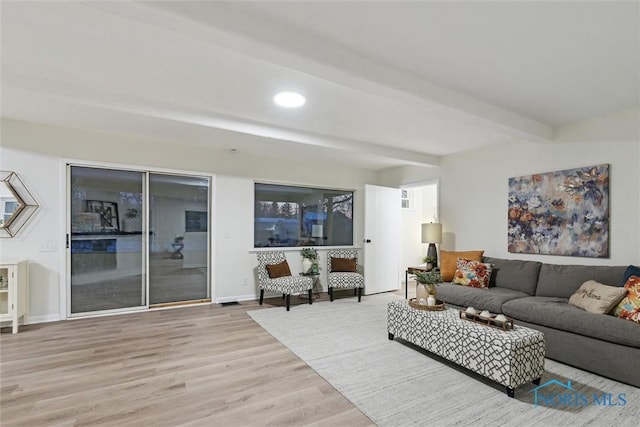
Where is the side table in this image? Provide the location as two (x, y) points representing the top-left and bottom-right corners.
(405, 266), (431, 299)
(298, 273), (321, 299)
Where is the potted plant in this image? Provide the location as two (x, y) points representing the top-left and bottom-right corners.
(414, 270), (442, 301)
(300, 248), (319, 274)
(422, 255), (437, 270)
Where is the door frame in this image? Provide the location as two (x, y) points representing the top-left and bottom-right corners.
(399, 179), (440, 284)
(60, 159), (215, 319)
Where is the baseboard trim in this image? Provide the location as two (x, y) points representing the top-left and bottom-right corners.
(25, 314), (62, 324)
(215, 294), (257, 304)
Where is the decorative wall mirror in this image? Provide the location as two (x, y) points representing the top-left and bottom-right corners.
(0, 171), (39, 238)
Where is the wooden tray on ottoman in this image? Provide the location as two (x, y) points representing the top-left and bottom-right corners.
(459, 310), (514, 331)
(408, 298), (445, 311)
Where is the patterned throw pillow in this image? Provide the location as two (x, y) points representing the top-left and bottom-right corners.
(266, 260), (292, 278)
(452, 258), (492, 288)
(439, 250), (484, 282)
(612, 275), (640, 323)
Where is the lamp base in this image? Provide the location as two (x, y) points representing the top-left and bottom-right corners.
(427, 243), (438, 268)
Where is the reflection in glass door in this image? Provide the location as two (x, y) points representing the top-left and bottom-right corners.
(69, 167), (145, 314)
(148, 174), (210, 305)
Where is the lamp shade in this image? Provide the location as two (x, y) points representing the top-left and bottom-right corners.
(421, 223), (442, 244)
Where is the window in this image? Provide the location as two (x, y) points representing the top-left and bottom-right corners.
(401, 189), (412, 210)
(254, 183), (353, 247)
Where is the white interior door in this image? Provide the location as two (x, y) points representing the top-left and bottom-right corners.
(364, 184), (400, 294)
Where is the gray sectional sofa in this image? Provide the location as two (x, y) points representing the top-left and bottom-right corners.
(435, 257), (640, 388)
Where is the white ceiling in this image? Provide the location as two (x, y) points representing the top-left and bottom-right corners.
(1, 1), (638, 170)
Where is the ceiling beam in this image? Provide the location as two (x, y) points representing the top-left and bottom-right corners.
(131, 2), (554, 143)
(3, 85), (439, 167)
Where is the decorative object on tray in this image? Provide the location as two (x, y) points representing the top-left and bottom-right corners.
(460, 307), (514, 330)
(415, 270), (442, 302)
(409, 298), (445, 311)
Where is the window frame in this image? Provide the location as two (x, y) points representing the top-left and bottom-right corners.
(254, 182), (354, 249)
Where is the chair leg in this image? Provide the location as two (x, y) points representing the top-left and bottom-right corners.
(259, 289), (264, 305)
(286, 294), (290, 311)
(358, 287), (362, 302)
(308, 289), (313, 305)
(329, 287), (334, 301)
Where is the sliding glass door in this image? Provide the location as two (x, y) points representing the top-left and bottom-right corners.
(148, 173), (210, 305)
(69, 166), (145, 314)
(68, 166), (211, 315)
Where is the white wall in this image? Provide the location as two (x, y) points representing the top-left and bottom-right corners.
(4, 116), (637, 324)
(0, 119), (375, 322)
(0, 148), (62, 323)
(379, 137), (640, 266)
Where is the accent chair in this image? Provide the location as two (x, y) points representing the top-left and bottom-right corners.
(327, 249), (364, 302)
(257, 251), (314, 311)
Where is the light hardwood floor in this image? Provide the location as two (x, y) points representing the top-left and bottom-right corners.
(0, 292), (376, 427)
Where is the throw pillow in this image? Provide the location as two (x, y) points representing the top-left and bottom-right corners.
(622, 265), (640, 285)
(440, 250), (484, 282)
(612, 275), (640, 323)
(568, 280), (628, 314)
(452, 258), (493, 288)
(266, 260), (292, 279)
(331, 257), (357, 272)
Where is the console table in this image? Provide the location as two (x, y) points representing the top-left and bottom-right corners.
(387, 300), (545, 397)
(405, 266), (431, 299)
(0, 261), (28, 334)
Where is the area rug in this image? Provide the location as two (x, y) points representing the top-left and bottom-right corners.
(249, 293), (639, 426)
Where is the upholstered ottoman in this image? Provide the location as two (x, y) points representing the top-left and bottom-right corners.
(387, 300), (545, 397)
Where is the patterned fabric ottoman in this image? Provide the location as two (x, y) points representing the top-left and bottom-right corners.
(387, 300), (545, 397)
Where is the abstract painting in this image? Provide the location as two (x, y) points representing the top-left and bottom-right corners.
(508, 164), (609, 258)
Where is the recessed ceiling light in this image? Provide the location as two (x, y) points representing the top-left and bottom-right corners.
(274, 91), (306, 108)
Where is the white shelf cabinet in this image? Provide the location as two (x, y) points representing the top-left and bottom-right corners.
(0, 261), (28, 334)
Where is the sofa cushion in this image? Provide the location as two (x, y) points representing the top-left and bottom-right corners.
(568, 280), (627, 314)
(502, 297), (640, 348)
(484, 257), (541, 295)
(535, 264), (627, 298)
(440, 250), (484, 281)
(436, 282), (528, 314)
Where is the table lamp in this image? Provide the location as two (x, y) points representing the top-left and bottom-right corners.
(421, 222), (442, 267)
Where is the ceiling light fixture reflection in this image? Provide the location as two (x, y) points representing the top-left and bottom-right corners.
(274, 91), (306, 108)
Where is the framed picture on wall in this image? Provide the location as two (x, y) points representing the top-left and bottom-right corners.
(85, 200), (119, 231)
(185, 210), (207, 232)
(507, 164), (609, 258)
